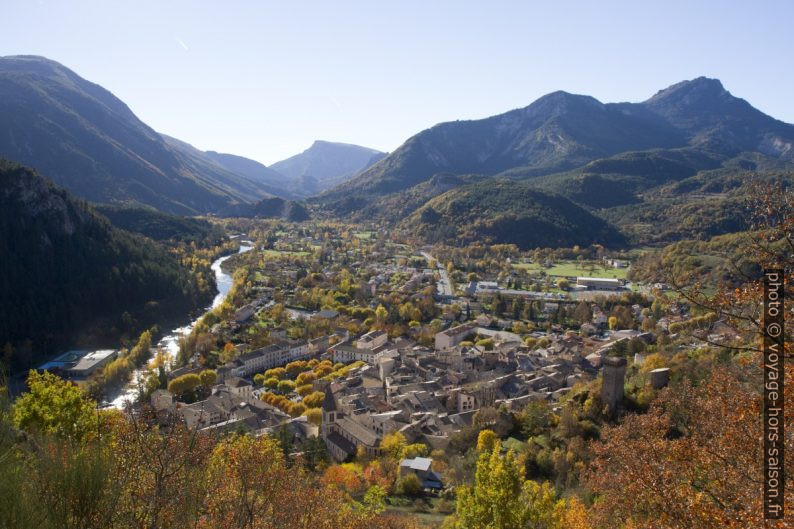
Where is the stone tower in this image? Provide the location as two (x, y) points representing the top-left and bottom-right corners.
(321, 386), (338, 439)
(601, 356), (627, 414)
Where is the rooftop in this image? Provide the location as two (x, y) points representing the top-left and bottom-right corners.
(400, 457), (433, 472)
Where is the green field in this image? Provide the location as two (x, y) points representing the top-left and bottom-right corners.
(354, 231), (375, 240)
(261, 249), (310, 258)
(512, 260), (629, 279)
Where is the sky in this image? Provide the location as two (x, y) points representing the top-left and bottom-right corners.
(2, 1), (793, 165)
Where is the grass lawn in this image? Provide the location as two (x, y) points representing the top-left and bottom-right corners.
(261, 249), (310, 258)
(354, 231), (375, 240)
(513, 260), (628, 279)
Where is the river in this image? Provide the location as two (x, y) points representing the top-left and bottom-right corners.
(107, 242), (253, 408)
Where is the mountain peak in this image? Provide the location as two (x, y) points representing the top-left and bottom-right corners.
(270, 140), (385, 195)
(645, 76), (728, 105)
(528, 90), (603, 111)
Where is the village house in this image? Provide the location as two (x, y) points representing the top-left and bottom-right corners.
(435, 322), (476, 351)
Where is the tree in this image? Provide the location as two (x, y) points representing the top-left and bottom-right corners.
(608, 316), (618, 330)
(288, 402), (306, 417)
(219, 342), (237, 364)
(556, 278), (570, 290)
(572, 302), (592, 324)
(302, 391), (325, 408)
(375, 304), (388, 323)
(198, 369), (217, 388)
(520, 400), (551, 438)
(277, 380), (296, 394)
(202, 434), (288, 528)
(454, 441), (564, 529)
(363, 485), (387, 514)
(476, 338), (494, 351)
(403, 443), (429, 459)
(12, 370), (98, 441)
(587, 366), (792, 529)
(380, 431), (407, 460)
(396, 473), (422, 496)
(167, 373), (201, 396)
(304, 407), (322, 425)
(476, 429), (498, 452)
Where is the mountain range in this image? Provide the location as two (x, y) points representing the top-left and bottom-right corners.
(326, 76), (793, 202)
(2, 54), (793, 249)
(0, 55), (381, 213)
(317, 76), (794, 248)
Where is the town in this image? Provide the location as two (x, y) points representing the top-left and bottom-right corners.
(76, 219), (735, 515)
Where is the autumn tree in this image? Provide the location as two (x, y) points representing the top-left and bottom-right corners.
(199, 369), (217, 388)
(453, 441), (564, 529)
(585, 185), (794, 529)
(476, 429), (498, 452)
(12, 370), (98, 441)
(380, 431), (407, 460)
(167, 373), (201, 396)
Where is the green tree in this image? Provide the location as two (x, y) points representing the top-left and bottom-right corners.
(380, 431), (407, 460)
(363, 485), (387, 513)
(167, 373), (201, 396)
(199, 369), (217, 388)
(396, 473), (422, 496)
(12, 370), (98, 441)
(476, 429), (498, 452)
(454, 442), (564, 529)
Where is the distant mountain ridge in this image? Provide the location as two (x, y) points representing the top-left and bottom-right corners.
(324, 77), (794, 203)
(0, 55), (274, 214)
(203, 150), (299, 199)
(316, 76), (794, 248)
(271, 140), (385, 195)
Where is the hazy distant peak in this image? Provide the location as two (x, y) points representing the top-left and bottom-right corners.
(270, 140), (386, 195)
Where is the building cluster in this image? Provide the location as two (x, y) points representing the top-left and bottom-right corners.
(151, 376), (316, 440)
(319, 323), (603, 462)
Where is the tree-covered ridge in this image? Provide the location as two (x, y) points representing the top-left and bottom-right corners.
(93, 204), (225, 243)
(400, 179), (625, 250)
(0, 159), (212, 370)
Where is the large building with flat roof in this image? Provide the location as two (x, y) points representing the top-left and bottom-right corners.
(39, 349), (117, 379)
(66, 349), (118, 378)
(576, 277), (623, 290)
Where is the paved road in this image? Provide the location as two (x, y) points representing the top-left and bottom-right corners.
(422, 251), (453, 297)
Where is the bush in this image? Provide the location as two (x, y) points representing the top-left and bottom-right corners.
(396, 473), (422, 496)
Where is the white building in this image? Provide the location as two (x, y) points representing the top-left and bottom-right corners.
(435, 322), (476, 351)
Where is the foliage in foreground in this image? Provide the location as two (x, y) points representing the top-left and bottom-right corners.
(1, 373), (419, 529)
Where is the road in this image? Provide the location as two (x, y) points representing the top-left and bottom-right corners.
(421, 251), (453, 298)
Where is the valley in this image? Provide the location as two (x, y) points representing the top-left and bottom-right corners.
(1, 14), (792, 527)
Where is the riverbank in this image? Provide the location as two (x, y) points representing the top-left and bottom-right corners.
(105, 242), (253, 408)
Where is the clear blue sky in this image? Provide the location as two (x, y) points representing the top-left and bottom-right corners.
(2, 1), (792, 164)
